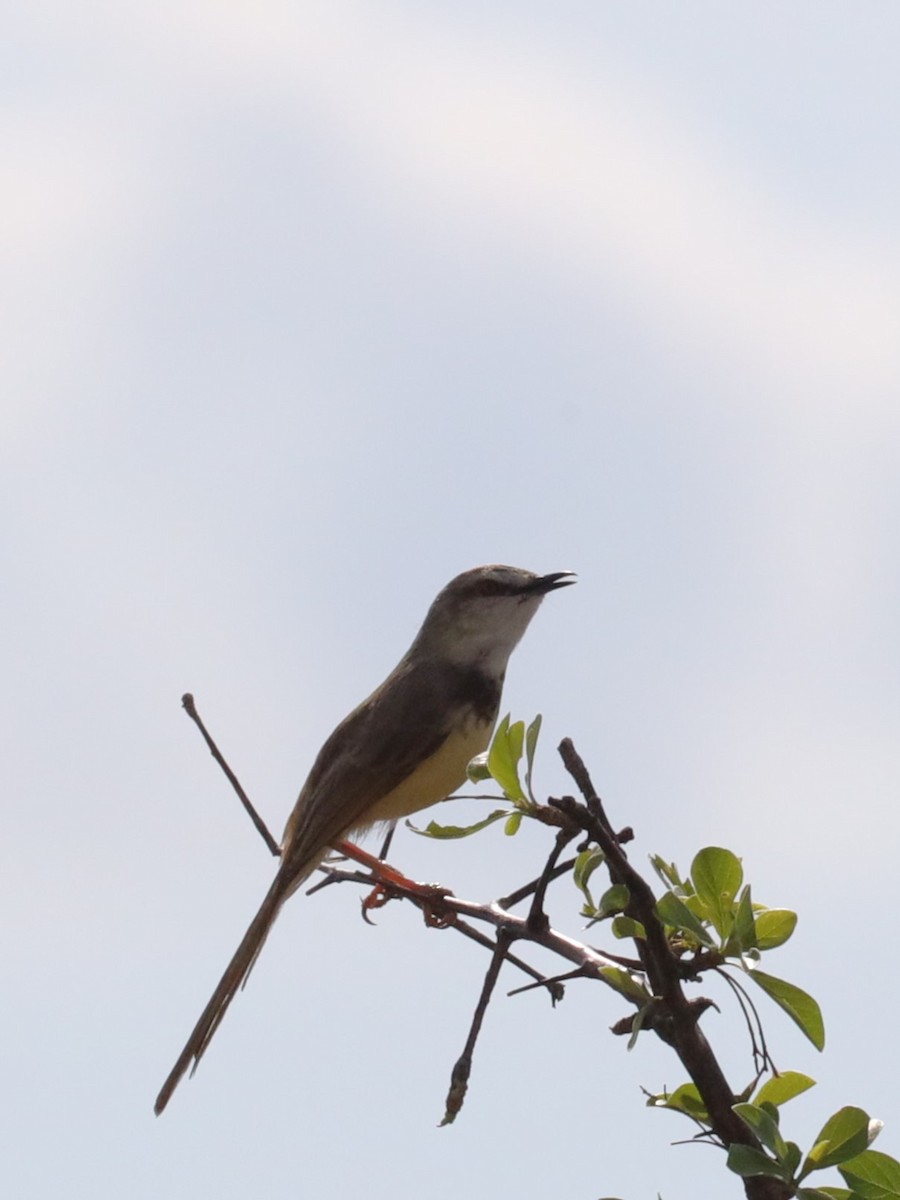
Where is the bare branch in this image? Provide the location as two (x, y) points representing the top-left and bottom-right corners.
(441, 930), (512, 1126)
(526, 827), (578, 932)
(181, 693), (280, 857)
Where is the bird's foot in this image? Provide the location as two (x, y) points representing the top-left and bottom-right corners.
(332, 839), (455, 927)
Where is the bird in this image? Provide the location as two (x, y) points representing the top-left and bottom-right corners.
(154, 564), (575, 1113)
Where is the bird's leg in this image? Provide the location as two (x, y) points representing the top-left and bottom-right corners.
(331, 839), (455, 927)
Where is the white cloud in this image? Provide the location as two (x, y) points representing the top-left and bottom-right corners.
(7, 1), (899, 435)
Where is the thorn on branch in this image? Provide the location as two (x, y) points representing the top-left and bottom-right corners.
(610, 995), (718, 1041)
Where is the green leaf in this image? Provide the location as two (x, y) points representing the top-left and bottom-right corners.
(756, 908), (799, 951)
(840, 1149), (900, 1198)
(650, 855), (690, 893)
(599, 966), (650, 1003)
(748, 969), (825, 1050)
(406, 809), (511, 839)
(465, 751), (492, 784)
(627, 1001), (650, 1049)
(611, 915), (646, 940)
(733, 1103), (789, 1161)
(784, 1143), (803, 1176)
(655, 890), (716, 947)
(572, 847), (605, 903)
(801, 1108), (872, 1177)
(691, 846), (743, 937)
(598, 883), (629, 915)
(754, 1071), (816, 1108)
(683, 892), (710, 923)
(487, 715), (526, 802)
(725, 884), (757, 955)
(796, 1190), (855, 1200)
(647, 1082), (709, 1122)
(726, 1143), (788, 1181)
(504, 811), (523, 836)
(524, 713), (542, 802)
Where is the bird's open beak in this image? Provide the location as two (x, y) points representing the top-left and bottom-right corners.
(531, 571), (577, 593)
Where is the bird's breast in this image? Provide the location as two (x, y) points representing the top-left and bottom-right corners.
(359, 714), (495, 826)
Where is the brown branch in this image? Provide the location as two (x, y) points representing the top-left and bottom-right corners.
(526, 827), (577, 933)
(309, 864), (565, 999)
(414, 895), (634, 991)
(507, 966), (588, 998)
(181, 693), (280, 857)
(440, 930), (512, 1126)
(556, 738), (792, 1200)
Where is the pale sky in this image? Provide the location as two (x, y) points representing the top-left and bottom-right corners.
(3, 4), (899, 1198)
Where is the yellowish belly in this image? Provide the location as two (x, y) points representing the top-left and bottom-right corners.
(359, 717), (494, 827)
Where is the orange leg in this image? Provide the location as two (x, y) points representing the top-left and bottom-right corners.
(332, 839), (454, 926)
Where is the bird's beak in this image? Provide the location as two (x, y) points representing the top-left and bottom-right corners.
(530, 571), (577, 594)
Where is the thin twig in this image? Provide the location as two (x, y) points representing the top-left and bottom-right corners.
(499, 856), (578, 909)
(441, 930), (513, 1126)
(556, 739), (619, 842)
(444, 897), (627, 985)
(715, 967), (773, 1077)
(181, 692), (280, 857)
(507, 966), (587, 997)
(527, 827), (577, 932)
(447, 917), (563, 997)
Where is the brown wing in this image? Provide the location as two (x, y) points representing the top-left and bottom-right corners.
(279, 657), (500, 888)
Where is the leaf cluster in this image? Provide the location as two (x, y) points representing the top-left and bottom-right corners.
(728, 1105), (895, 1199)
(418, 715), (900, 1199)
(650, 847), (823, 1052)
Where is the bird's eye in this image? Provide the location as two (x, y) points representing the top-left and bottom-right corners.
(470, 579), (511, 598)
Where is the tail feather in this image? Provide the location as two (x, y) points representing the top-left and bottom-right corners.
(154, 878), (286, 1115)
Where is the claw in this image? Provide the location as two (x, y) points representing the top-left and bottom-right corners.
(331, 837), (457, 928)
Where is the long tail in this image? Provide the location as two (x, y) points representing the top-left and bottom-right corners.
(154, 876), (286, 1115)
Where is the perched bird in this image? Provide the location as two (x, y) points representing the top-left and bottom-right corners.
(155, 564), (574, 1113)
